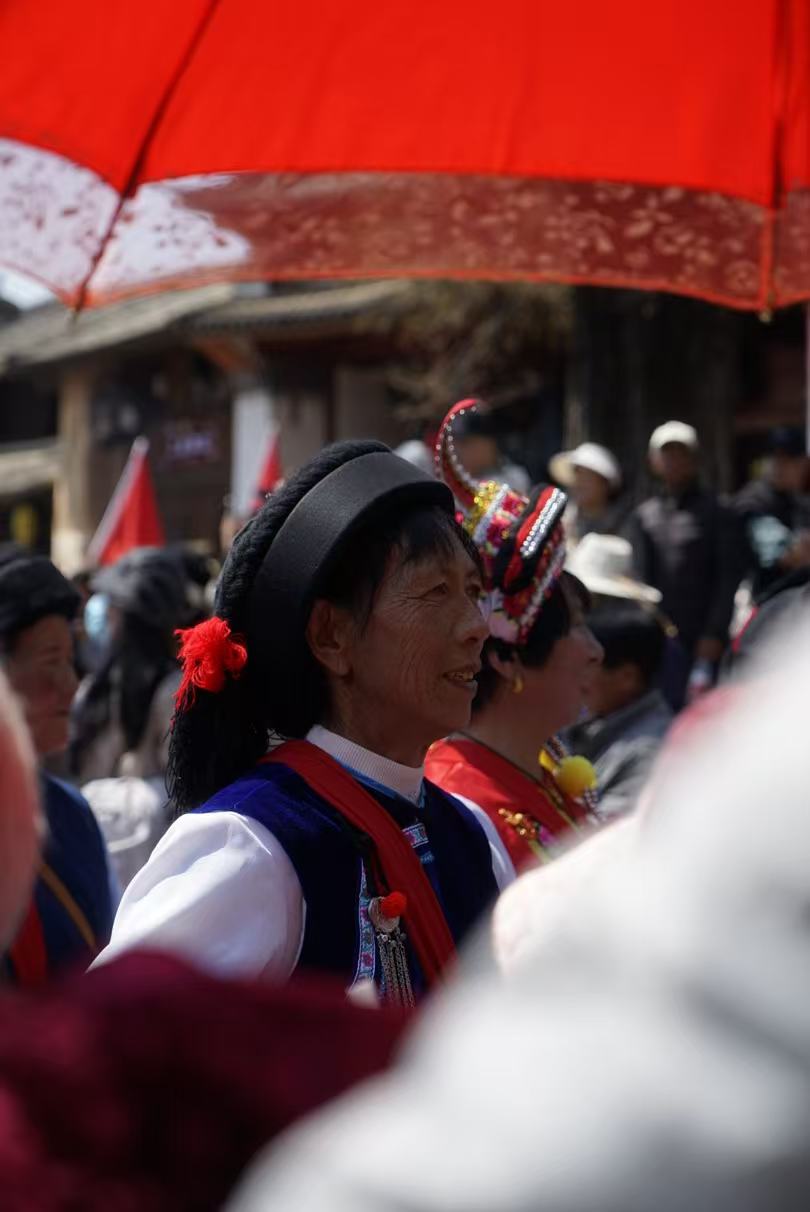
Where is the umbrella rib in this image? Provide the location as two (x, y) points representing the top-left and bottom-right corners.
(73, 0), (224, 313)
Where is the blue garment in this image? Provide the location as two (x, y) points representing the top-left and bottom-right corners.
(4, 775), (114, 985)
(196, 760), (498, 998)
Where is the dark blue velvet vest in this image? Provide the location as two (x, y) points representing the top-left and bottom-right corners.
(3, 775), (113, 985)
(195, 759), (497, 997)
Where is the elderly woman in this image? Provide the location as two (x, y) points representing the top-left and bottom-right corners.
(0, 548), (114, 984)
(426, 401), (604, 871)
(96, 439), (511, 1004)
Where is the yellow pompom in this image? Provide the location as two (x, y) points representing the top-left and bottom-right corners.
(539, 748), (557, 773)
(554, 755), (597, 798)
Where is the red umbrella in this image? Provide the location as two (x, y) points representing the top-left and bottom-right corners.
(0, 0), (808, 310)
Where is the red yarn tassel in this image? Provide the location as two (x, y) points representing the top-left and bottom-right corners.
(175, 617), (248, 711)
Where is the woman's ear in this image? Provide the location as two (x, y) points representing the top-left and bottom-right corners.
(305, 599), (354, 677)
(487, 647), (522, 687)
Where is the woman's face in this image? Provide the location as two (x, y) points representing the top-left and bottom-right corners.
(523, 595), (603, 733)
(5, 615), (78, 757)
(321, 537), (488, 764)
(573, 465), (611, 511)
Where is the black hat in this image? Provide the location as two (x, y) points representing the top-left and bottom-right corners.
(767, 427), (805, 458)
(0, 550), (80, 645)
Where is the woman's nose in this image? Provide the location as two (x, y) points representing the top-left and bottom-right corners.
(461, 595), (490, 646)
(61, 661), (79, 702)
(585, 627), (604, 665)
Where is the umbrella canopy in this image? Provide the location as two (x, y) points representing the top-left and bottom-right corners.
(0, 0), (808, 309)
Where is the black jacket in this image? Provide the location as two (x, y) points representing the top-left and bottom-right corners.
(630, 483), (744, 651)
(732, 480), (810, 598)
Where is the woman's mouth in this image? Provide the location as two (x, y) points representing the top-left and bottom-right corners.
(444, 667), (479, 691)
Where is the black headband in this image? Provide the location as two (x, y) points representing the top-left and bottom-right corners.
(246, 451), (453, 672)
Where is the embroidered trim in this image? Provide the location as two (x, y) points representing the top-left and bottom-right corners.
(350, 822), (433, 992)
(352, 861), (378, 987)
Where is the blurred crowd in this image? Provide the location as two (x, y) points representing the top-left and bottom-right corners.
(1, 399), (809, 1209)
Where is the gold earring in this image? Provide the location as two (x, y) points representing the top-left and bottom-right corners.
(512, 673), (524, 695)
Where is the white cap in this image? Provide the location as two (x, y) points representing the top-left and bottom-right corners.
(648, 421), (699, 453)
(566, 533), (662, 604)
(549, 442), (621, 490)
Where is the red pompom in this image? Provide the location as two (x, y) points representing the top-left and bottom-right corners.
(380, 891), (407, 920)
(175, 617), (248, 711)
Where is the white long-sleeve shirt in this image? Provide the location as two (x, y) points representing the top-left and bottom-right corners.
(93, 726), (513, 980)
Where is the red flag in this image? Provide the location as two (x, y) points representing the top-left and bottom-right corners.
(250, 430), (283, 514)
(87, 437), (165, 566)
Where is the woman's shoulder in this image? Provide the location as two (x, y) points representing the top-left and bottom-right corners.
(193, 759), (359, 854)
(42, 774), (104, 839)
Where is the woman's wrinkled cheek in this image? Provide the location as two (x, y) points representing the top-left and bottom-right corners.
(395, 635), (427, 704)
(20, 676), (65, 752)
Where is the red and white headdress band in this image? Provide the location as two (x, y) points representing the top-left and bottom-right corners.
(436, 399), (568, 645)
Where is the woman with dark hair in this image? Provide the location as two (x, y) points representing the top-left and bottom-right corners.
(72, 548), (202, 890)
(70, 548), (190, 783)
(426, 400), (604, 871)
(95, 439), (510, 1005)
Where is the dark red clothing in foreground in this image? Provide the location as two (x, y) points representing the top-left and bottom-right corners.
(0, 952), (404, 1211)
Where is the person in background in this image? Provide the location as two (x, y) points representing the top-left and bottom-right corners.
(723, 563), (810, 682)
(0, 549), (114, 985)
(733, 426), (810, 600)
(449, 397), (531, 495)
(566, 532), (687, 714)
(72, 547), (208, 889)
(564, 606), (672, 819)
(629, 421), (744, 707)
(70, 547), (189, 784)
(426, 400), (603, 872)
(549, 441), (628, 546)
(69, 568), (100, 678)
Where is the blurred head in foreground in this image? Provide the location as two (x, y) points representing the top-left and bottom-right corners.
(231, 615), (810, 1212)
(0, 670), (41, 949)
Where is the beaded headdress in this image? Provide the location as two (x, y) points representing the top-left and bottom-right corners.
(435, 398), (568, 645)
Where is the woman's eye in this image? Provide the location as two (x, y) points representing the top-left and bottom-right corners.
(468, 583), (483, 601)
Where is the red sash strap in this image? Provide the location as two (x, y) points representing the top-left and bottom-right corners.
(264, 740), (456, 986)
(7, 898), (47, 988)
